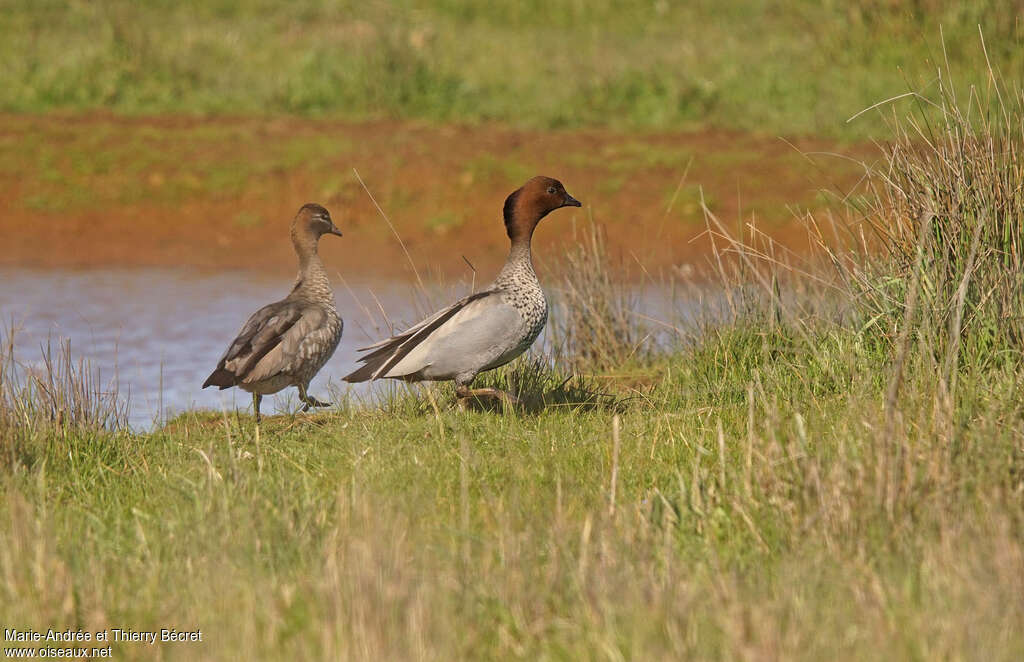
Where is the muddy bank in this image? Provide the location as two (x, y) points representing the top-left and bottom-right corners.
(0, 114), (867, 279)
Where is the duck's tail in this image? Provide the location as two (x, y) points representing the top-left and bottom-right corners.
(342, 361), (385, 384)
(342, 334), (407, 382)
(202, 368), (237, 389)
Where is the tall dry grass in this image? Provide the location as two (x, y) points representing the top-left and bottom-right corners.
(839, 48), (1024, 362)
(549, 222), (649, 370)
(0, 327), (128, 468)
(697, 37), (1024, 521)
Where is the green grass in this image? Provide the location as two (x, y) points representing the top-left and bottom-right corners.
(1, 0), (1022, 137)
(1, 319), (1022, 660)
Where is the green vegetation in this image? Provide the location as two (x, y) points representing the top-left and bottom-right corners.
(3, 64), (1024, 659)
(2, 306), (1022, 659)
(2, 0), (1022, 137)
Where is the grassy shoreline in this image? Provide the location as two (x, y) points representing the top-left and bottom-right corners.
(2, 313), (1022, 659)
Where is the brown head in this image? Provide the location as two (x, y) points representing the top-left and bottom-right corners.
(290, 203), (342, 255)
(503, 176), (581, 243)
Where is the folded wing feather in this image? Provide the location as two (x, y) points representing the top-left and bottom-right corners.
(202, 301), (304, 388)
(344, 290), (497, 382)
(243, 307), (327, 384)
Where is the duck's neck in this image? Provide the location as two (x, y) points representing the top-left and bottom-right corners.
(292, 240), (333, 301)
(494, 235), (537, 285)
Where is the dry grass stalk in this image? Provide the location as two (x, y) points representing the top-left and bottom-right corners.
(1, 327), (128, 458)
(551, 223), (646, 370)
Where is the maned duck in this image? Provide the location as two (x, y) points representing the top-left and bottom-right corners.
(343, 176), (581, 407)
(203, 203), (344, 421)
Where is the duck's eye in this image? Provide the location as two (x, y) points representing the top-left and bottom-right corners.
(546, 186), (556, 194)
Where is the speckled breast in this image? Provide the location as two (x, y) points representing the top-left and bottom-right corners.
(489, 255), (549, 366)
(501, 283), (548, 355)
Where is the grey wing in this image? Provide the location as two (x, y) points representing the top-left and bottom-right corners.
(203, 301), (303, 388)
(355, 291), (494, 354)
(344, 290), (496, 382)
(243, 307), (338, 385)
(378, 294), (529, 381)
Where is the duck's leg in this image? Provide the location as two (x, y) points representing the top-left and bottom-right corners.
(455, 382), (520, 410)
(298, 384), (331, 411)
(253, 393), (263, 423)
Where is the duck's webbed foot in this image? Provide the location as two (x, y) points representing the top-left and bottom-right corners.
(455, 384), (520, 411)
(298, 385), (331, 412)
(301, 396), (331, 411)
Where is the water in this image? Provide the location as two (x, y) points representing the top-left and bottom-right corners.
(0, 268), (694, 429)
(0, 269), (424, 428)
